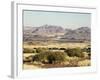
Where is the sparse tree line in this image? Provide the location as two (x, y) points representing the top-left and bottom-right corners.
(23, 46), (91, 67)
(23, 47), (90, 54)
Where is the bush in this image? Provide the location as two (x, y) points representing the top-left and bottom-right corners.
(33, 51), (66, 64)
(82, 47), (91, 53)
(23, 48), (33, 53)
(88, 53), (91, 59)
(64, 48), (84, 58)
(59, 48), (66, 50)
(32, 49), (36, 53)
(23, 56), (33, 63)
(23, 48), (36, 53)
(86, 47), (91, 53)
(35, 48), (48, 53)
(47, 51), (66, 64)
(48, 47), (59, 50)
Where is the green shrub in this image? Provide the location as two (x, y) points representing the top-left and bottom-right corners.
(23, 48), (37, 53)
(88, 53), (91, 59)
(48, 47), (59, 50)
(87, 47), (91, 53)
(64, 48), (84, 58)
(47, 51), (66, 64)
(32, 49), (36, 53)
(82, 47), (91, 53)
(59, 48), (66, 50)
(35, 48), (48, 53)
(33, 51), (66, 64)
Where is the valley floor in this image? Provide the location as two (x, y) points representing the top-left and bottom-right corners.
(23, 42), (91, 69)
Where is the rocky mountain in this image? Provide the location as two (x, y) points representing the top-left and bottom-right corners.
(61, 27), (91, 42)
(23, 25), (90, 42)
(23, 25), (65, 41)
(32, 24), (65, 36)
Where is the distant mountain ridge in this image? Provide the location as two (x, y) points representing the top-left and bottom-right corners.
(23, 24), (91, 42)
(32, 24), (65, 36)
(61, 27), (90, 42)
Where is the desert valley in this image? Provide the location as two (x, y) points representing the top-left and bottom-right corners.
(23, 24), (91, 69)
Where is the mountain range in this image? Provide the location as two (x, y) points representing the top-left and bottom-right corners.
(23, 24), (91, 42)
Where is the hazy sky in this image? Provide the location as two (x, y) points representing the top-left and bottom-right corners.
(23, 10), (91, 29)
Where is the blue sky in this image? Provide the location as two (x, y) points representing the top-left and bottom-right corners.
(23, 10), (91, 29)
